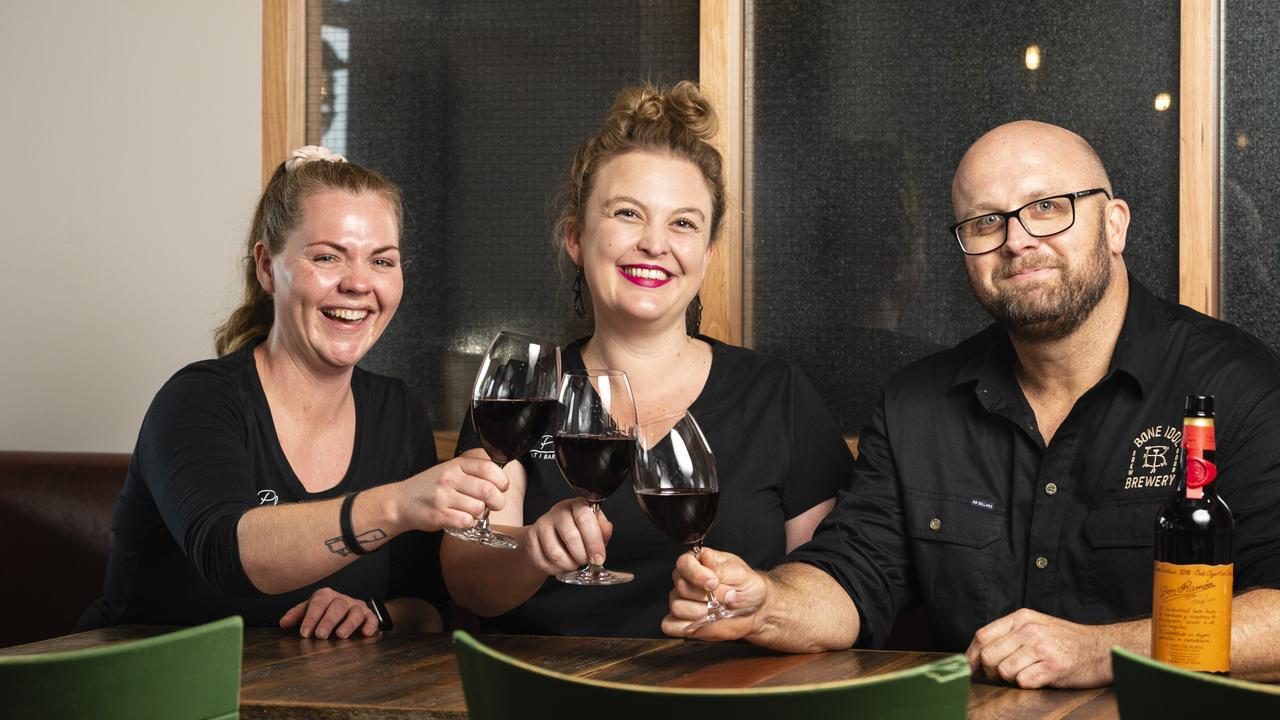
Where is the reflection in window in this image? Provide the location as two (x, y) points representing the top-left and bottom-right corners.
(318, 25), (349, 155)
(1222, 1), (1280, 354)
(305, 1), (699, 431)
(745, 0), (1180, 432)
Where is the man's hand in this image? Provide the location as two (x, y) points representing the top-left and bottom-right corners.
(965, 608), (1114, 688)
(661, 547), (768, 641)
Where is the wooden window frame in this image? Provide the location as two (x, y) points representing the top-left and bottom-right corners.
(263, 0), (1222, 458)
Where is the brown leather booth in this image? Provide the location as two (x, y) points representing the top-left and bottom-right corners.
(0, 450), (935, 650)
(0, 452), (128, 648)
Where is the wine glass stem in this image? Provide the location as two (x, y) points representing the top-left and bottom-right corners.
(475, 459), (508, 533)
(691, 543), (725, 615)
(585, 502), (603, 573)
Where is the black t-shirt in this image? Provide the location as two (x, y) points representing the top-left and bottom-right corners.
(458, 336), (852, 637)
(79, 342), (445, 629)
(788, 277), (1280, 650)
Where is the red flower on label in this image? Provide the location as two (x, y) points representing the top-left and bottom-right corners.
(1186, 457), (1218, 488)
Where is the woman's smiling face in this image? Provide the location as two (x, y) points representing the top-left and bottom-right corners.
(567, 150), (714, 333)
(257, 190), (403, 372)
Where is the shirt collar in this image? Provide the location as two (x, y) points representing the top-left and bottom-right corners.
(950, 273), (1167, 399)
(951, 324), (1008, 391)
(1106, 274), (1170, 398)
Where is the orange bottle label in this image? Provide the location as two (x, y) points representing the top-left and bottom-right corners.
(1151, 560), (1232, 672)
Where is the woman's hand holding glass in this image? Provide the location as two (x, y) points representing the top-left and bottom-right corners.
(398, 455), (509, 532)
(552, 369), (637, 585)
(449, 331), (560, 550)
(522, 496), (616, 577)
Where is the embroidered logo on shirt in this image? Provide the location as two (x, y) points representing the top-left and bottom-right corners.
(1123, 424), (1183, 491)
(257, 489), (279, 506)
(530, 434), (556, 461)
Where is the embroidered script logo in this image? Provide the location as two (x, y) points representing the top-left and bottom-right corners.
(257, 489), (279, 506)
(1123, 424), (1183, 491)
(530, 434), (556, 460)
(1159, 578), (1218, 602)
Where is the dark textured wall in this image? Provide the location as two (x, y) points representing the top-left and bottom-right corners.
(314, 1), (1207, 436)
(316, 0), (699, 431)
(1223, 2), (1280, 354)
(746, 1), (1180, 432)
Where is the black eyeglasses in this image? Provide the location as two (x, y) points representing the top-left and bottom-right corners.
(949, 188), (1111, 256)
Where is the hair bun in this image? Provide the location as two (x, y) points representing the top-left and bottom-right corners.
(610, 81), (717, 143)
(285, 145), (347, 172)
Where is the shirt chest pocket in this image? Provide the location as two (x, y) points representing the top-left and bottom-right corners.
(1083, 499), (1161, 548)
(1079, 498), (1162, 620)
(902, 487), (1003, 548)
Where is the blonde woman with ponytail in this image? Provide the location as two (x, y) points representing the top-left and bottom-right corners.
(80, 148), (508, 639)
(442, 82), (851, 637)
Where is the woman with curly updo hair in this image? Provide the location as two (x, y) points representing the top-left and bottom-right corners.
(443, 82), (851, 637)
(81, 148), (508, 639)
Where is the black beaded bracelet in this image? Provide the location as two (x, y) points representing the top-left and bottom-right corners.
(339, 492), (370, 556)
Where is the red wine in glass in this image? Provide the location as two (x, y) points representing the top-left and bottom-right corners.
(449, 331), (559, 550)
(554, 434), (634, 503)
(634, 489), (719, 545)
(554, 369), (637, 585)
(472, 398), (557, 466)
(634, 412), (755, 630)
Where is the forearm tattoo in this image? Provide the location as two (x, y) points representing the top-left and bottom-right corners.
(324, 529), (389, 556)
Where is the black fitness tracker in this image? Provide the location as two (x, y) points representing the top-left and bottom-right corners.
(366, 597), (393, 632)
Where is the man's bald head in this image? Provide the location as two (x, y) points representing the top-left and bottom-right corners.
(952, 120), (1130, 344)
(951, 121), (1112, 218)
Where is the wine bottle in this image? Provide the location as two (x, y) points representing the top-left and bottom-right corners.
(1151, 395), (1233, 674)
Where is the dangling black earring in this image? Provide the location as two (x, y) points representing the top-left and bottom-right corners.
(572, 267), (586, 318)
(686, 293), (703, 336)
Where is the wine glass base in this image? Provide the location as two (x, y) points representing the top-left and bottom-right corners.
(556, 565), (634, 586)
(684, 604), (757, 632)
(445, 524), (518, 550)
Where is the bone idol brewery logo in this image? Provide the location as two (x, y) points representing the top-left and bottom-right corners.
(1124, 424), (1183, 491)
(530, 434), (556, 460)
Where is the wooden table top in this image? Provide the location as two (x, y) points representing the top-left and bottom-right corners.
(3, 626), (1118, 719)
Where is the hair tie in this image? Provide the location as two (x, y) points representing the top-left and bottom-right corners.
(285, 145), (347, 172)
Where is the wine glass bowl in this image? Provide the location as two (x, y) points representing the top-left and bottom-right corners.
(450, 331), (560, 550)
(553, 369), (637, 585)
(633, 412), (756, 630)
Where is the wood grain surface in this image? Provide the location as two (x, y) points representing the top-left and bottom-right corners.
(4, 627), (1116, 719)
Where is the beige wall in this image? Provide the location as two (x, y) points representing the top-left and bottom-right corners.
(0, 3), (262, 452)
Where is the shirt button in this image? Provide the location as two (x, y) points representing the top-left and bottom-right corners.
(929, 518), (942, 531)
(1045, 482), (1058, 496)
(1035, 556), (1049, 570)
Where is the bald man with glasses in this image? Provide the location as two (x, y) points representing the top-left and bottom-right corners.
(663, 120), (1280, 689)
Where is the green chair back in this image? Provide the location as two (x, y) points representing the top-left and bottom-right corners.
(453, 630), (969, 719)
(0, 615), (243, 720)
(1112, 647), (1280, 718)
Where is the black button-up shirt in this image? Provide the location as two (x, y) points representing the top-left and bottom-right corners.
(789, 277), (1280, 651)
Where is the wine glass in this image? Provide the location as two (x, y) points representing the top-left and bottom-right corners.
(553, 369), (637, 585)
(448, 331), (560, 550)
(634, 411), (756, 630)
